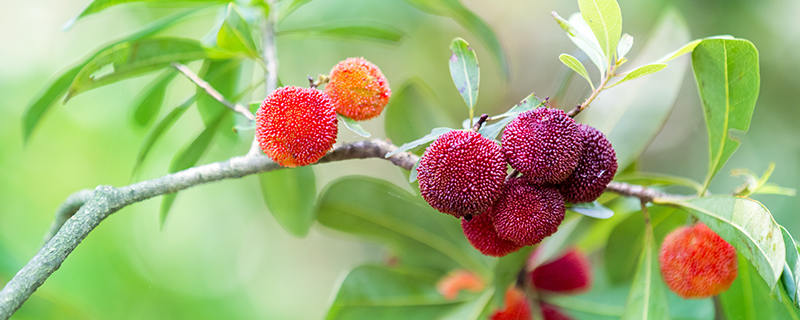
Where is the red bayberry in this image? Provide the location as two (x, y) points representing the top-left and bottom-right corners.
(529, 248), (592, 293)
(490, 287), (532, 320)
(559, 124), (617, 203)
(492, 178), (565, 246)
(659, 223), (738, 298)
(436, 270), (485, 300)
(417, 130), (507, 218)
(462, 206), (522, 257)
(325, 57), (391, 120)
(539, 303), (572, 320)
(256, 86), (338, 167)
(501, 108), (583, 184)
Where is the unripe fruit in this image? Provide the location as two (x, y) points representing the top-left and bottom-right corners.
(325, 57), (391, 120)
(540, 303), (572, 320)
(502, 108), (583, 184)
(436, 270), (485, 300)
(492, 178), (565, 246)
(462, 206), (522, 257)
(490, 287), (532, 320)
(418, 130), (507, 218)
(256, 86), (338, 167)
(530, 249), (592, 293)
(659, 223), (738, 298)
(559, 124), (617, 203)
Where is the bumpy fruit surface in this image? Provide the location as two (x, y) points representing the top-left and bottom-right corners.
(659, 223), (738, 298)
(492, 178), (565, 246)
(417, 130), (507, 217)
(502, 108), (583, 184)
(530, 249), (592, 293)
(540, 303), (572, 320)
(462, 207), (522, 257)
(436, 270), (485, 300)
(490, 287), (532, 320)
(559, 124), (617, 203)
(256, 86), (338, 167)
(325, 57), (391, 120)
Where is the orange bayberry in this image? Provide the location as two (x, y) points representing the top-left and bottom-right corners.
(492, 178), (565, 246)
(659, 223), (738, 298)
(325, 57), (391, 120)
(417, 130), (507, 218)
(462, 207), (522, 257)
(529, 249), (592, 293)
(490, 287), (532, 320)
(256, 86), (338, 167)
(559, 124), (618, 203)
(436, 270), (485, 300)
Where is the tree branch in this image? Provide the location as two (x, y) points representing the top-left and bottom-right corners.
(0, 139), (677, 319)
(172, 63), (255, 121)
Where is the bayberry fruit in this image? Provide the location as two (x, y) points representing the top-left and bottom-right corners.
(490, 287), (532, 320)
(559, 124), (617, 203)
(530, 249), (592, 293)
(492, 178), (565, 246)
(502, 108), (583, 184)
(462, 207), (522, 257)
(325, 57), (391, 120)
(436, 270), (485, 300)
(417, 130), (506, 218)
(540, 303), (572, 320)
(256, 86), (338, 167)
(659, 223), (738, 298)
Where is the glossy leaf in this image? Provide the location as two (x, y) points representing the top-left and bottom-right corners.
(448, 38), (480, 113)
(385, 127), (453, 158)
(609, 63), (667, 88)
(578, 0), (622, 61)
(385, 79), (455, 147)
(217, 4), (259, 57)
(692, 39), (760, 191)
(568, 201), (614, 219)
(131, 70), (177, 127)
(258, 167), (317, 237)
(66, 37), (209, 100)
(404, 0), (508, 77)
(132, 95), (195, 175)
(339, 115), (371, 137)
(782, 226), (800, 306)
(477, 93), (543, 140)
(577, 10), (690, 169)
(621, 217), (669, 320)
(617, 33), (633, 59)
(279, 25), (404, 43)
(559, 53), (594, 89)
(552, 12), (607, 75)
(316, 176), (492, 275)
(657, 196), (785, 288)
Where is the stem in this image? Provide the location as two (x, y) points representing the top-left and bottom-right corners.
(172, 63), (255, 121)
(566, 64), (618, 117)
(248, 2), (278, 157)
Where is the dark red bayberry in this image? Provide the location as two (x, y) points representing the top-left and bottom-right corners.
(559, 124), (617, 203)
(462, 206), (522, 257)
(492, 178), (565, 246)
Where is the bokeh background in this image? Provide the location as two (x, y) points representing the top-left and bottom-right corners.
(1, 0), (798, 318)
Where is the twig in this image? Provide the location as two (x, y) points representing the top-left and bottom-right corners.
(248, 4), (279, 157)
(566, 64), (617, 118)
(171, 63), (255, 121)
(471, 114), (489, 132)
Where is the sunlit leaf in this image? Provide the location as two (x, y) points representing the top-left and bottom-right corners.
(552, 12), (607, 75)
(568, 201), (613, 219)
(578, 0), (622, 61)
(339, 115), (371, 137)
(621, 215), (670, 320)
(608, 63), (667, 88)
(617, 33), (633, 59)
(131, 70), (177, 127)
(279, 24), (404, 43)
(259, 167), (317, 237)
(216, 3), (259, 57)
(449, 38), (480, 114)
(559, 53), (594, 89)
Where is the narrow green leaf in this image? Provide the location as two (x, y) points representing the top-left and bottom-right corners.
(385, 127), (454, 158)
(559, 53), (594, 89)
(617, 33), (633, 59)
(657, 196), (785, 288)
(279, 24), (404, 43)
(614, 172), (703, 193)
(692, 39), (760, 191)
(552, 12), (607, 75)
(448, 37), (480, 113)
(339, 115), (371, 137)
(195, 59), (243, 126)
(217, 4), (259, 57)
(131, 70), (177, 127)
(132, 95), (195, 175)
(568, 201), (613, 219)
(258, 167), (317, 237)
(385, 79), (456, 147)
(608, 63), (667, 88)
(491, 247), (533, 306)
(781, 226), (800, 306)
(719, 255), (781, 320)
(578, 0), (622, 61)
(621, 217), (670, 320)
(476, 93), (543, 140)
(657, 35), (733, 63)
(278, 0), (311, 21)
(408, 159), (421, 183)
(66, 37), (209, 100)
(440, 289), (494, 320)
(316, 176), (492, 275)
(67, 0), (224, 27)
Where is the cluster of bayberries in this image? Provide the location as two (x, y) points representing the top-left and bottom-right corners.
(417, 108), (618, 257)
(256, 57), (390, 167)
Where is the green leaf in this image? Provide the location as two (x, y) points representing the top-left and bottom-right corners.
(258, 167), (317, 237)
(279, 24), (404, 43)
(719, 255), (800, 320)
(781, 226), (800, 307)
(477, 93), (543, 140)
(216, 3), (259, 57)
(529, 215), (591, 268)
(439, 289), (494, 320)
(692, 39), (760, 191)
(132, 95), (195, 175)
(385, 79), (455, 147)
(491, 247), (533, 307)
(552, 12), (607, 75)
(576, 10), (690, 169)
(160, 113), (226, 224)
(621, 215), (670, 320)
(559, 53), (594, 90)
(568, 201), (614, 219)
(385, 127), (453, 158)
(608, 63), (667, 88)
(316, 176), (492, 275)
(277, 0), (311, 21)
(578, 0), (622, 61)
(131, 70), (177, 127)
(195, 59), (242, 126)
(656, 196), (785, 288)
(448, 37), (480, 114)
(404, 0), (508, 77)
(657, 35), (733, 63)
(326, 265), (462, 320)
(617, 33), (633, 59)
(66, 37), (209, 101)
(339, 115), (371, 138)
(613, 172), (703, 193)
(66, 0), (223, 28)
(23, 9), (197, 142)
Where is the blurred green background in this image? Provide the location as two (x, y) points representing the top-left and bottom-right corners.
(1, 0), (798, 318)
